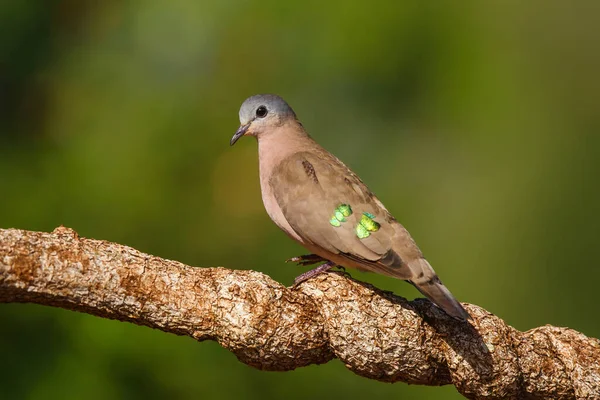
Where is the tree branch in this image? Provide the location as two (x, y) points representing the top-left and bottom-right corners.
(1, 227), (598, 399)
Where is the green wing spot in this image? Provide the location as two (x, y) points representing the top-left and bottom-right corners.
(338, 204), (353, 217)
(356, 212), (380, 239)
(356, 224), (370, 238)
(360, 213), (380, 232)
(330, 204), (353, 227)
(334, 210), (346, 222)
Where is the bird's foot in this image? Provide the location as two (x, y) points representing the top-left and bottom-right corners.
(286, 254), (328, 267)
(293, 261), (336, 287)
(335, 266), (352, 278)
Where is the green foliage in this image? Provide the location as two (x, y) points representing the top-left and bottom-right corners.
(1, 2), (599, 399)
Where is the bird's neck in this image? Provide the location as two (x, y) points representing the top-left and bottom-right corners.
(257, 121), (317, 181)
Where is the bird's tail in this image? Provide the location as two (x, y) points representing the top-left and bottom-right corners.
(409, 259), (470, 321)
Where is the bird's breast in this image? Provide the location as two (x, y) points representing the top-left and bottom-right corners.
(258, 157), (305, 244)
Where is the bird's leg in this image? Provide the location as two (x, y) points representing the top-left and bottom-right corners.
(286, 254), (327, 267)
(293, 261), (336, 286)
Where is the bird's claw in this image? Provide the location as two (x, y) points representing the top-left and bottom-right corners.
(335, 266), (352, 278)
(286, 254), (327, 266)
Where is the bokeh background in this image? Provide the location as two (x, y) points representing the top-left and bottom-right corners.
(1, 1), (599, 399)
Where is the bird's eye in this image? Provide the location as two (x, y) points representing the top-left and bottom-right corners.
(256, 106), (268, 118)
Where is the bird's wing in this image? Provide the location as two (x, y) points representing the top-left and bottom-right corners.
(270, 150), (414, 277)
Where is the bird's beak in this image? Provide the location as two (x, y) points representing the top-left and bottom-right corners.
(230, 122), (251, 146)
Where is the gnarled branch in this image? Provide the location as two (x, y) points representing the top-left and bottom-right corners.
(1, 227), (599, 399)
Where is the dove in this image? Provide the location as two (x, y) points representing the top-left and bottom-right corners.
(230, 94), (470, 320)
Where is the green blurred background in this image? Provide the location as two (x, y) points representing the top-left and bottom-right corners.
(1, 1), (598, 399)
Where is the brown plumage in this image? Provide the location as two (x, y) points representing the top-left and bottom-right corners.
(230, 94), (470, 320)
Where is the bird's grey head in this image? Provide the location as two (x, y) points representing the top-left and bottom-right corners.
(230, 94), (297, 146)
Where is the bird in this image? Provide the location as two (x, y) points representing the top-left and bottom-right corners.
(230, 94), (470, 321)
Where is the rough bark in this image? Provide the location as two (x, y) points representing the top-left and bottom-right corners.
(0, 227), (598, 399)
